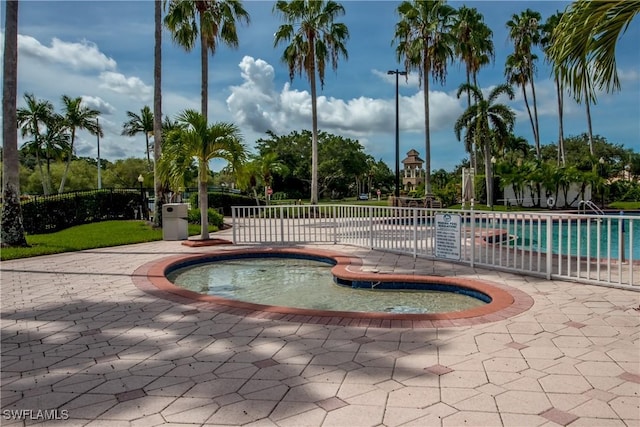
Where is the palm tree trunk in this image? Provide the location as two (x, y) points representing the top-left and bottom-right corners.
(423, 62), (432, 195)
(153, 0), (163, 228)
(200, 14), (208, 120)
(465, 67), (475, 170)
(484, 132), (493, 208)
(34, 146), (49, 195)
(45, 144), (53, 194)
(199, 160), (209, 240)
(145, 133), (151, 166)
(309, 42), (319, 205)
(58, 128), (75, 193)
(556, 77), (565, 167)
(521, 85), (537, 155)
(529, 62), (541, 159)
(584, 85), (594, 156)
(472, 72), (479, 172)
(1, 0), (28, 247)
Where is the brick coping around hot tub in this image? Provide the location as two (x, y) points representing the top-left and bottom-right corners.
(132, 247), (534, 328)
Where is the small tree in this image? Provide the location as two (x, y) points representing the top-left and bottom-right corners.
(161, 110), (247, 240)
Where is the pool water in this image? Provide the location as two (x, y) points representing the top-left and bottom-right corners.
(505, 217), (638, 259)
(167, 258), (487, 314)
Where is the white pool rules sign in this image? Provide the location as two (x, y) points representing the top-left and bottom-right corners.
(435, 213), (461, 260)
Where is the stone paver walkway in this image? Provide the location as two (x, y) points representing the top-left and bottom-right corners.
(1, 228), (639, 426)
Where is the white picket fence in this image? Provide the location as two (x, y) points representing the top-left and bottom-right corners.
(231, 205), (638, 289)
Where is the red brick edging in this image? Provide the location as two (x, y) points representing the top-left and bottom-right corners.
(132, 247), (534, 328)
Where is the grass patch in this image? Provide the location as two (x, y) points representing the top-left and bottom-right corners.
(608, 201), (640, 211)
(1, 220), (216, 261)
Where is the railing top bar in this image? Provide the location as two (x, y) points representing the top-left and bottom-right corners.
(231, 205), (638, 219)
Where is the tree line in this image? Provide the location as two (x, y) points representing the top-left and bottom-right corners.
(3, 0), (638, 247)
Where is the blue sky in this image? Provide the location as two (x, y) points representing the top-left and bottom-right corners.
(5, 0), (640, 174)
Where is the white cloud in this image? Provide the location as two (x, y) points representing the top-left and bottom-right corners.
(227, 56), (464, 140)
(81, 95), (115, 115)
(18, 35), (117, 71)
(617, 66), (639, 84)
(99, 71), (152, 102)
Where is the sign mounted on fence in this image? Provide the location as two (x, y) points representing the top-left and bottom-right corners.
(435, 213), (461, 260)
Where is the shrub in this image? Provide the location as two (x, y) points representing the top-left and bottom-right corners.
(187, 208), (224, 228)
(189, 192), (259, 215)
(21, 189), (139, 234)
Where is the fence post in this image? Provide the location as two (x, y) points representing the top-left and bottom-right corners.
(619, 211), (625, 264)
(280, 206), (285, 243)
(369, 206), (374, 249)
(333, 205), (338, 244)
(413, 208), (418, 259)
(470, 208), (476, 268)
(232, 207), (237, 243)
(546, 216), (553, 280)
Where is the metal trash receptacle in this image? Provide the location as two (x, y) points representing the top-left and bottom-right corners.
(162, 203), (188, 240)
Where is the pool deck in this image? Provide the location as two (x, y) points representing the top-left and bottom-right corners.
(1, 226), (639, 426)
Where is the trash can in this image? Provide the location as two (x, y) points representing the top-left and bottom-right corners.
(162, 203), (188, 240)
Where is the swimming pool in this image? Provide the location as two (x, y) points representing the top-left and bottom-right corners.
(504, 216), (638, 259)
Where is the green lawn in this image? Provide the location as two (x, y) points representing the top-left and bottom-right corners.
(608, 201), (640, 210)
(1, 221), (214, 261)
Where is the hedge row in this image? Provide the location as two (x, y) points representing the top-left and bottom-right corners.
(21, 189), (140, 234)
(188, 192), (260, 216)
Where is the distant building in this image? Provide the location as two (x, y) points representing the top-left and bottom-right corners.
(402, 149), (425, 193)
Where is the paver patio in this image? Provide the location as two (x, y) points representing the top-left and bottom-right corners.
(1, 226), (639, 426)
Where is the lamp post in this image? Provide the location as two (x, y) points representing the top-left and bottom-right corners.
(96, 118), (102, 189)
(138, 174), (145, 220)
(388, 69), (407, 205)
(599, 157), (605, 207)
(490, 156), (496, 210)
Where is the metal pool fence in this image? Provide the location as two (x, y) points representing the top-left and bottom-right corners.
(231, 205), (638, 289)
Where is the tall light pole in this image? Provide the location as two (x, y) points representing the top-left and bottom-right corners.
(388, 69), (407, 204)
(96, 118), (102, 189)
(599, 157), (605, 207)
(138, 174), (145, 220)
(490, 156), (497, 210)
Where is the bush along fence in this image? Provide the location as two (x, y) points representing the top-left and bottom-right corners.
(188, 191), (260, 217)
(21, 189), (142, 234)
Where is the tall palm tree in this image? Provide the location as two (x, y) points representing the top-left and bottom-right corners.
(121, 106), (154, 166)
(452, 6), (494, 171)
(504, 51), (538, 155)
(1, 0), (28, 247)
(507, 8), (542, 159)
(541, 12), (566, 167)
(161, 110), (247, 239)
(547, 1), (639, 159)
(21, 113), (69, 195)
(239, 152), (289, 206)
(16, 93), (56, 195)
(58, 95), (102, 193)
(549, 0), (638, 95)
(454, 83), (515, 208)
(393, 0), (457, 196)
(273, 0), (349, 205)
(164, 0), (250, 120)
(153, 0), (164, 227)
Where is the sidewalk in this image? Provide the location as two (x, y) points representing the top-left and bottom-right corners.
(1, 231), (639, 426)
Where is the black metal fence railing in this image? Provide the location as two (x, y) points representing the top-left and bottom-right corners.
(20, 188), (143, 234)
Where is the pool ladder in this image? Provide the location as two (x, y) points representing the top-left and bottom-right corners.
(578, 200), (605, 216)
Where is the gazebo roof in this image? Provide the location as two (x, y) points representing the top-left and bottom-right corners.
(402, 149), (424, 164)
